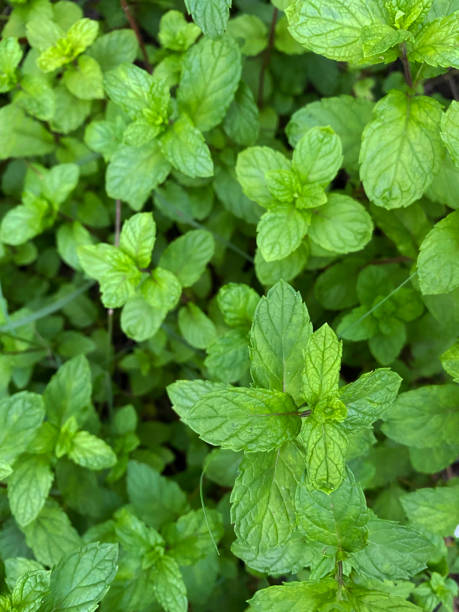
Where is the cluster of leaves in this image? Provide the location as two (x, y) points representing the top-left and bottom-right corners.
(0, 0), (458, 610)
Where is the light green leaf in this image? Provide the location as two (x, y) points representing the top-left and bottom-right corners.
(87, 29), (138, 72)
(78, 243), (141, 308)
(295, 468), (368, 552)
(167, 379), (227, 422)
(286, 0), (387, 63)
(248, 578), (338, 611)
(418, 211), (459, 295)
(164, 509), (223, 566)
(382, 384), (459, 448)
(159, 229), (215, 287)
(104, 63), (153, 119)
(292, 126), (343, 185)
(0, 392), (45, 463)
(400, 484), (459, 537)
(0, 37), (23, 93)
(255, 245), (308, 287)
(351, 517), (436, 580)
(302, 419), (348, 493)
(120, 296), (166, 342)
(217, 283), (259, 328)
(50, 85), (91, 135)
(185, 0), (231, 38)
(160, 114), (213, 178)
(360, 91), (443, 209)
(63, 54), (104, 100)
(385, 0), (433, 29)
(250, 280), (312, 403)
(369, 321), (406, 365)
(257, 208), (308, 262)
(178, 303), (216, 349)
(140, 267), (182, 313)
(184, 387), (300, 452)
(204, 329), (250, 384)
(409, 11), (459, 68)
(236, 146), (291, 208)
(42, 163), (80, 206)
(45, 542), (118, 611)
(309, 193), (373, 254)
(69, 431), (117, 471)
(8, 455), (53, 527)
(0, 198), (50, 246)
(14, 74), (56, 121)
(287, 95), (374, 174)
(159, 10), (201, 52)
(0, 104), (54, 160)
(11, 570), (50, 611)
(178, 35), (241, 132)
(0, 462), (12, 480)
(153, 555), (187, 612)
(303, 324), (342, 405)
(43, 355), (92, 428)
(441, 101), (459, 166)
(230, 442), (305, 553)
(441, 340), (459, 382)
(106, 142), (171, 211)
(23, 500), (81, 566)
(127, 461), (189, 530)
(223, 81), (260, 147)
(119, 212), (156, 269)
(339, 368), (402, 429)
(350, 587), (423, 610)
(227, 15), (268, 55)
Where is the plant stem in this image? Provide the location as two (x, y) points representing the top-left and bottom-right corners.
(114, 199), (122, 247)
(257, 7), (278, 108)
(120, 0), (152, 73)
(400, 43), (413, 89)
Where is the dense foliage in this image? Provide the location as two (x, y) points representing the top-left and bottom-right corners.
(0, 0), (458, 609)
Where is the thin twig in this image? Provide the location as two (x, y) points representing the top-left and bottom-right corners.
(120, 0), (152, 73)
(114, 199), (122, 247)
(257, 7), (278, 107)
(106, 200), (122, 415)
(400, 43), (413, 90)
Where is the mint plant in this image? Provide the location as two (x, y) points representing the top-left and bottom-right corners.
(0, 0), (458, 609)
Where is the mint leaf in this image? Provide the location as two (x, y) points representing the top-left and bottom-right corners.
(236, 146), (291, 208)
(178, 36), (241, 132)
(223, 82), (260, 147)
(441, 340), (459, 382)
(418, 211), (459, 295)
(441, 101), (459, 165)
(292, 126), (343, 185)
(185, 0), (231, 38)
(400, 484), (459, 537)
(257, 208), (308, 262)
(87, 30), (138, 72)
(230, 441), (305, 553)
(119, 212), (156, 269)
(63, 54), (104, 100)
(164, 509), (223, 565)
(152, 555), (187, 612)
(248, 578), (338, 610)
(178, 303), (217, 350)
(302, 420), (348, 493)
(159, 229), (215, 287)
(204, 329), (250, 384)
(250, 280), (312, 403)
(0, 37), (23, 93)
(286, 0), (387, 63)
(303, 324), (342, 405)
(360, 91), (443, 209)
(8, 455), (53, 527)
(409, 11), (459, 68)
(45, 542), (118, 611)
(308, 193), (373, 254)
(184, 387), (300, 452)
(68, 431), (117, 471)
(217, 283), (259, 328)
(159, 10), (201, 52)
(295, 468), (368, 552)
(351, 517), (436, 580)
(350, 587), (423, 610)
(0, 392), (44, 463)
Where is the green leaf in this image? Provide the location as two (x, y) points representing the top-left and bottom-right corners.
(250, 280), (312, 403)
(223, 82), (260, 147)
(382, 384), (459, 448)
(292, 126), (343, 185)
(183, 387), (300, 452)
(104, 63), (153, 119)
(178, 303), (217, 349)
(286, 0), (387, 63)
(14, 74), (56, 122)
(185, 0), (231, 38)
(303, 324), (342, 405)
(8, 455), (53, 527)
(295, 468), (368, 552)
(409, 11), (459, 68)
(441, 101), (459, 166)
(159, 229), (215, 287)
(385, 0), (433, 29)
(236, 146), (291, 208)
(227, 15), (268, 55)
(351, 517), (436, 580)
(248, 578), (338, 611)
(152, 555), (187, 612)
(257, 208), (308, 262)
(0, 37), (23, 93)
(23, 500), (81, 566)
(168, 380), (227, 421)
(106, 143), (171, 211)
(63, 54), (104, 100)
(441, 340), (459, 382)
(339, 368), (402, 429)
(44, 542), (118, 611)
(230, 442), (305, 553)
(0, 104), (54, 160)
(418, 211), (459, 295)
(159, 10), (201, 52)
(349, 587), (423, 610)
(308, 193), (373, 254)
(178, 35), (241, 132)
(11, 570), (50, 611)
(119, 212), (156, 269)
(287, 95), (374, 174)
(50, 85), (91, 135)
(0, 392), (45, 463)
(87, 29), (138, 72)
(43, 355), (92, 427)
(164, 509), (223, 565)
(302, 419), (348, 493)
(400, 484), (459, 537)
(37, 18), (99, 72)
(42, 163), (80, 206)
(69, 431), (117, 471)
(217, 283), (259, 328)
(255, 245), (308, 287)
(360, 91), (443, 209)
(160, 114), (214, 178)
(204, 329), (250, 384)
(369, 321), (407, 365)
(127, 461), (189, 530)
